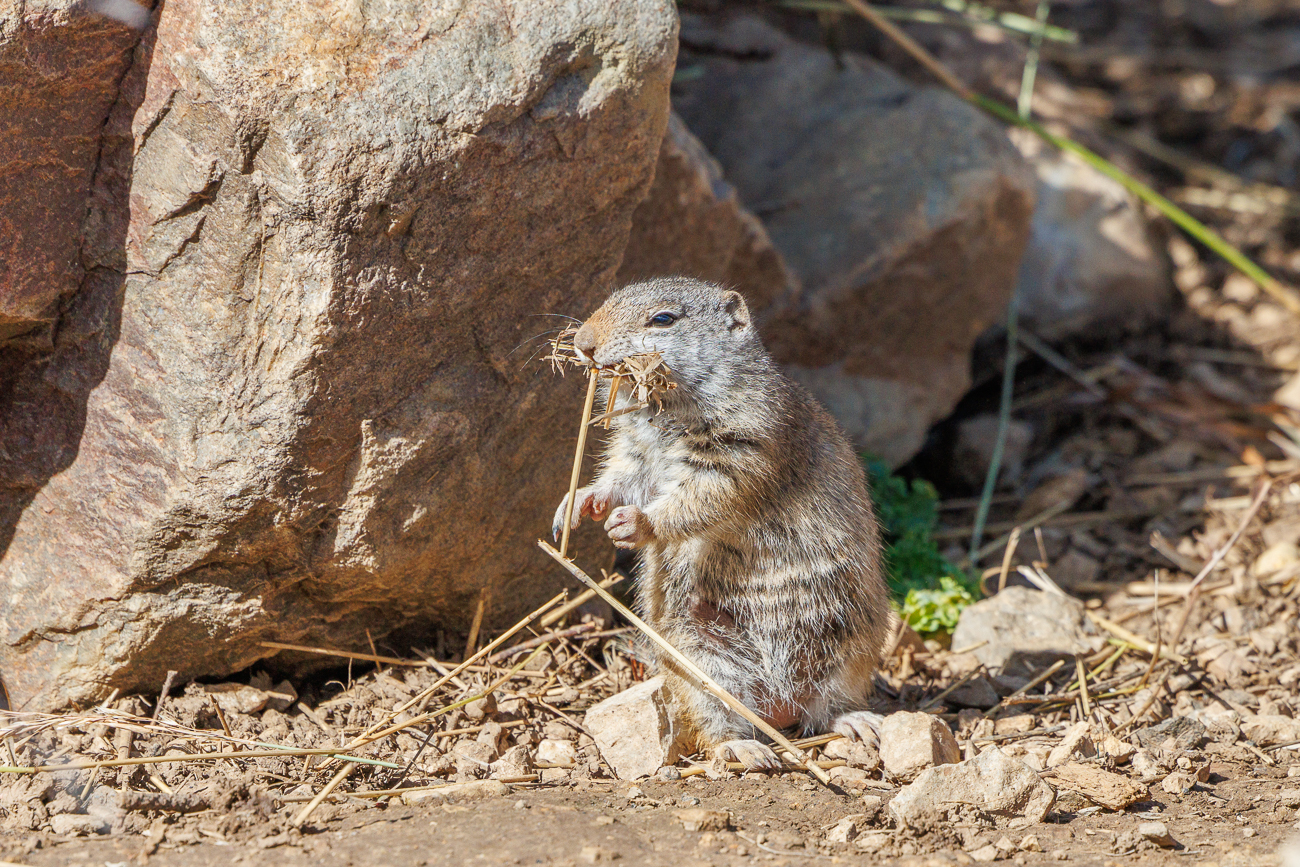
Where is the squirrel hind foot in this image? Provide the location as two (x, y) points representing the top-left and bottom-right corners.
(713, 739), (782, 771)
(830, 710), (884, 745)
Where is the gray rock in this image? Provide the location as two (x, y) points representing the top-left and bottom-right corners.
(674, 16), (1035, 466)
(0, 0), (678, 711)
(0, 0), (143, 348)
(617, 112), (797, 320)
(1011, 136), (1173, 342)
(1133, 716), (1208, 751)
(889, 746), (1055, 829)
(951, 587), (1100, 686)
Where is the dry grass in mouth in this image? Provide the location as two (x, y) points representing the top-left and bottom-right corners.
(546, 326), (677, 428)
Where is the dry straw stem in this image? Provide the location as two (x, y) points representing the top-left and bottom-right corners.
(293, 759), (357, 827)
(538, 541), (832, 785)
(1087, 612), (1188, 667)
(319, 591), (567, 767)
(561, 370), (600, 557)
(539, 571), (627, 628)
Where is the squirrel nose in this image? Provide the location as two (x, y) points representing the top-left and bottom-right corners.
(574, 325), (597, 359)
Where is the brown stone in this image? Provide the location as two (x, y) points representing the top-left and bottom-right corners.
(0, 0), (678, 711)
(674, 15), (1034, 466)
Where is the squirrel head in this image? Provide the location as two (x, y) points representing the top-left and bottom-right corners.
(573, 278), (762, 396)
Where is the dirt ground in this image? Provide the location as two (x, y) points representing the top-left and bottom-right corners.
(5, 765), (1299, 867)
(5, 0), (1300, 864)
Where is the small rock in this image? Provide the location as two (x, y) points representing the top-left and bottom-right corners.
(201, 683), (270, 715)
(829, 766), (870, 790)
(854, 830), (891, 853)
(1095, 731), (1137, 763)
(463, 694), (497, 721)
(879, 711), (962, 780)
(995, 715), (1036, 736)
(452, 740), (496, 778)
(1133, 716), (1207, 751)
(657, 765), (681, 781)
(540, 768), (571, 784)
(947, 676), (1002, 710)
(1138, 821), (1176, 848)
(825, 814), (870, 844)
(489, 745), (533, 779)
(1278, 789), (1300, 807)
(1047, 721), (1096, 768)
(583, 676), (678, 780)
(950, 588), (1100, 685)
(1019, 834), (1042, 852)
(1161, 770), (1197, 795)
(1242, 714), (1300, 748)
(1255, 541), (1299, 577)
(49, 813), (112, 836)
(1049, 849), (1069, 861)
(625, 786), (644, 800)
(1052, 762), (1148, 811)
(266, 680), (297, 713)
(579, 844), (620, 863)
(536, 739), (578, 767)
(674, 808), (731, 832)
(1130, 749), (1165, 778)
(823, 736), (881, 771)
(859, 794), (884, 821)
(968, 843), (1001, 862)
(889, 746), (1055, 829)
(994, 835), (1016, 854)
(543, 720), (576, 741)
(1243, 827), (1256, 838)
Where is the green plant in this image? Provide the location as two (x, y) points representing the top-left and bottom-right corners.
(900, 576), (975, 635)
(863, 456), (977, 633)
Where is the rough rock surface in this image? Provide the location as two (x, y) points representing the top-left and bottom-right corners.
(617, 112), (796, 319)
(889, 746), (1055, 829)
(879, 711), (962, 780)
(673, 16), (1035, 466)
(0, 0), (144, 347)
(0, 0), (678, 711)
(1010, 133), (1173, 342)
(583, 676), (678, 780)
(951, 587), (1101, 685)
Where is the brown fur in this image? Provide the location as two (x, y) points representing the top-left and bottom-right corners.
(552, 278), (892, 766)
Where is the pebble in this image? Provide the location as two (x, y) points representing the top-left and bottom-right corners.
(1244, 827), (1257, 838)
(878, 711), (961, 780)
(582, 676), (678, 780)
(889, 746), (1056, 829)
(1138, 821), (1176, 848)
(1019, 834), (1042, 852)
(674, 808), (732, 832)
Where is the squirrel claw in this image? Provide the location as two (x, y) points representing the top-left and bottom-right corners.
(605, 505), (653, 549)
(715, 739), (782, 771)
(831, 710), (884, 745)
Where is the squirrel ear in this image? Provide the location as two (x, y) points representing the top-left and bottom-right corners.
(722, 290), (751, 333)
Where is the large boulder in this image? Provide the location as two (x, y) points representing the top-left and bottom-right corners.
(617, 111), (797, 320)
(0, 0), (144, 347)
(0, 0), (678, 711)
(672, 16), (1036, 466)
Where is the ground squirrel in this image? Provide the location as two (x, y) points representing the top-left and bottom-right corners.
(551, 277), (892, 769)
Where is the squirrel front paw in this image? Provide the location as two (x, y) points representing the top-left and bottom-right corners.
(551, 487), (611, 541)
(604, 505), (654, 549)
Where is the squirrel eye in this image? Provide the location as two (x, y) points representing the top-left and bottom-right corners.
(649, 311), (678, 327)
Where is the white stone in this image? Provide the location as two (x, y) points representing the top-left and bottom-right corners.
(879, 711), (961, 781)
(1046, 721), (1096, 768)
(536, 739), (578, 767)
(889, 746), (1055, 830)
(583, 676), (679, 780)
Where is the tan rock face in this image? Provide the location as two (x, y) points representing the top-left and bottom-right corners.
(0, 0), (678, 711)
(583, 676), (679, 780)
(0, 1), (143, 345)
(673, 16), (1035, 466)
(879, 711), (962, 780)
